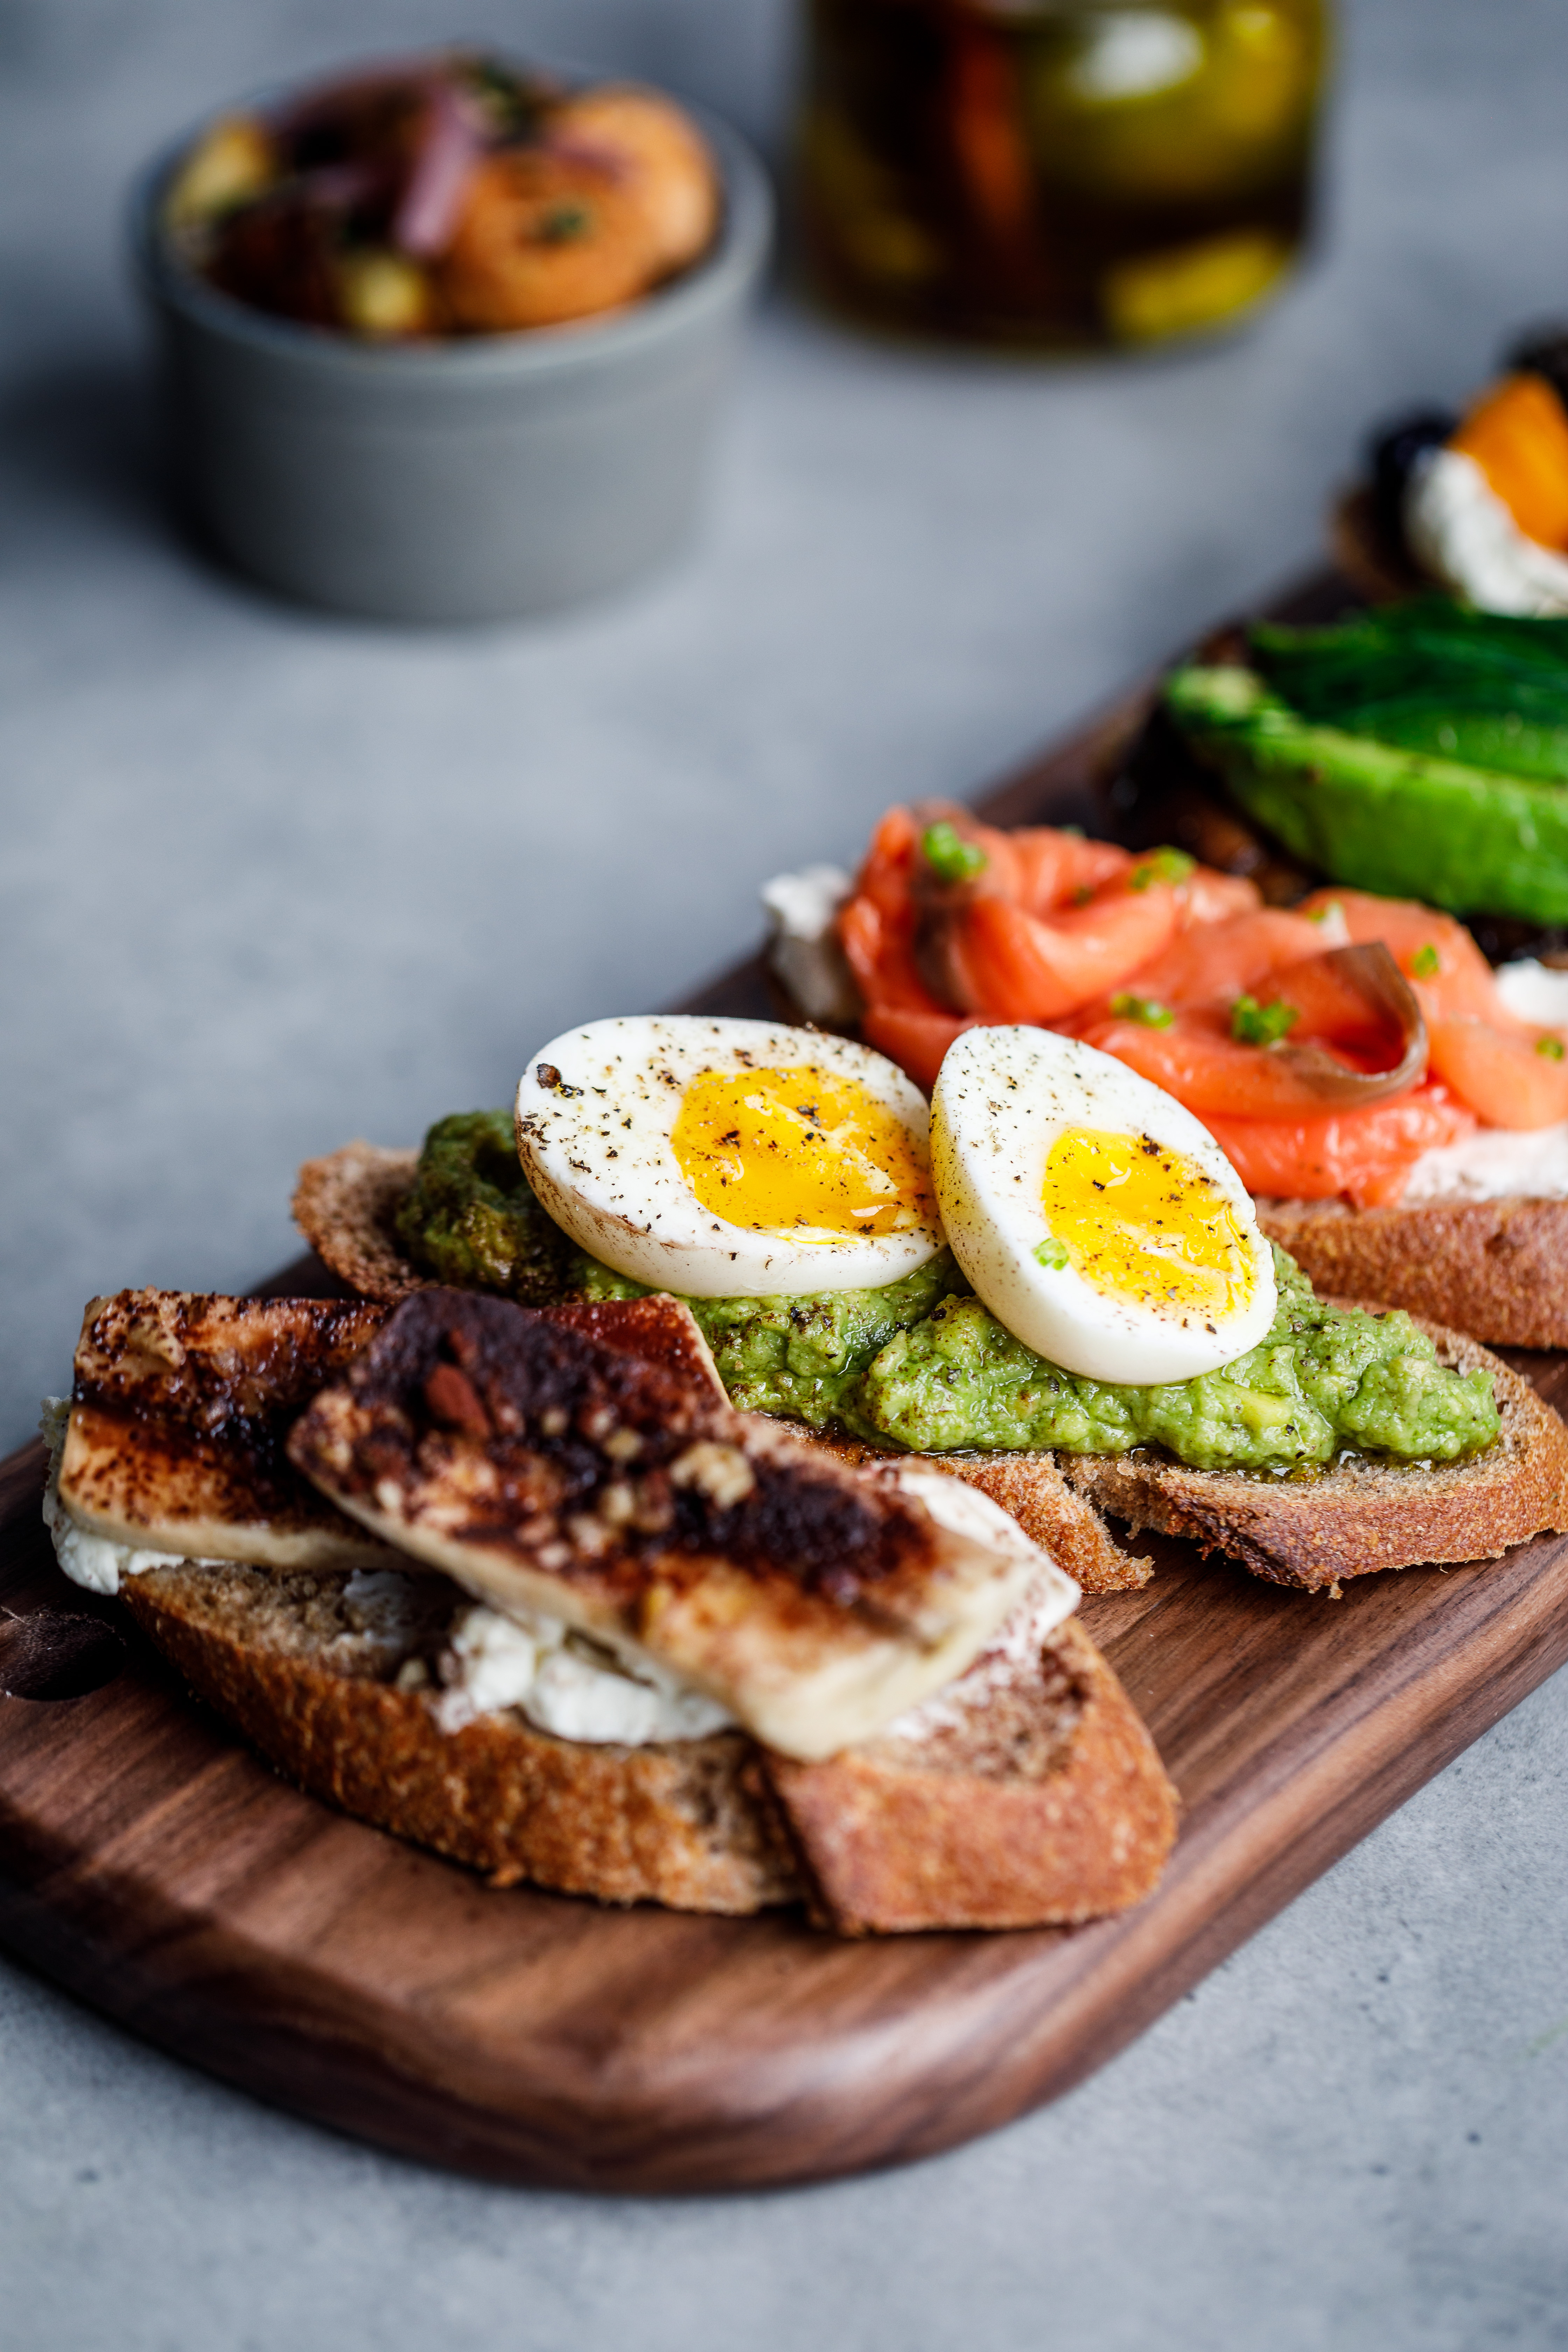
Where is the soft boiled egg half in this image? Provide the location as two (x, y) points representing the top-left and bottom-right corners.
(932, 1026), (1276, 1385)
(515, 1016), (942, 1297)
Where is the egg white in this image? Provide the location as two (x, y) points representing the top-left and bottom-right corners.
(514, 1016), (943, 1299)
(931, 1026), (1276, 1384)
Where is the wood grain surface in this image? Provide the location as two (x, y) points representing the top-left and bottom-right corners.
(5, 562), (1563, 2195)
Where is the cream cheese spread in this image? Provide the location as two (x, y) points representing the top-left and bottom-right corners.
(760, 863), (861, 1023)
(1404, 448), (1568, 618)
(1399, 961), (1568, 1202)
(1403, 1119), (1568, 1204)
(1493, 958), (1568, 1029)
(434, 1602), (737, 1743)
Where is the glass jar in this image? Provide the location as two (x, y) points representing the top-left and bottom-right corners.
(799, 0), (1331, 349)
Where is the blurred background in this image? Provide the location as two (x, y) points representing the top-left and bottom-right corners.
(4, 0), (1568, 1444)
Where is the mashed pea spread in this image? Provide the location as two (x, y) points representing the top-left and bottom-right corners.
(398, 1112), (1500, 1475)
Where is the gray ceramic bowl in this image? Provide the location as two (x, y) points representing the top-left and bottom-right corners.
(130, 105), (772, 623)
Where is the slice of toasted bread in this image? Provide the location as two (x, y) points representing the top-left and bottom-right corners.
(767, 1614), (1175, 1934)
(118, 1557), (1176, 1930)
(292, 1142), (424, 1300)
(1257, 1197), (1568, 1350)
(1064, 1315), (1568, 1592)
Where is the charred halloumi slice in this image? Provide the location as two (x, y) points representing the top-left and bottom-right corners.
(288, 1289), (1066, 1761)
(57, 1290), (396, 1574)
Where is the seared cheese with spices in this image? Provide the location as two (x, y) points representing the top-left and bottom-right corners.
(56, 1291), (396, 1579)
(288, 1288), (1062, 1760)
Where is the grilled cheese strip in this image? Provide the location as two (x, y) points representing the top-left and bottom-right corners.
(56, 1290), (397, 1575)
(289, 1290), (1066, 1760)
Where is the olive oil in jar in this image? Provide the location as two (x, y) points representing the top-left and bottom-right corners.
(799, 0), (1330, 348)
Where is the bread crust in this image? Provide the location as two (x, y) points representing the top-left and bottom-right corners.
(1258, 1196), (1568, 1350)
(1064, 1316), (1568, 1591)
(119, 1562), (1177, 1932)
(763, 1620), (1177, 1935)
(292, 1143), (425, 1301)
(121, 1563), (797, 1912)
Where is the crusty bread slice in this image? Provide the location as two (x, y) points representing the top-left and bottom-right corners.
(292, 1142), (424, 1300)
(768, 1616), (1176, 1934)
(121, 1560), (794, 1914)
(118, 1558), (1176, 1931)
(1328, 484), (1426, 607)
(1257, 1197), (1568, 1351)
(1064, 1316), (1568, 1592)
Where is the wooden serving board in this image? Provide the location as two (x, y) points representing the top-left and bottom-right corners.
(5, 565), (1567, 2194)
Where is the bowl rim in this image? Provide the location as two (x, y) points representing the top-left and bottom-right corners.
(129, 76), (772, 382)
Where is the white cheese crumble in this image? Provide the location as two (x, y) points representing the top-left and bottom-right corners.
(38, 1397), (218, 1595)
(1403, 1119), (1568, 1204)
(1404, 448), (1568, 618)
(434, 1602), (736, 1743)
(760, 863), (861, 1024)
(1492, 957), (1568, 1029)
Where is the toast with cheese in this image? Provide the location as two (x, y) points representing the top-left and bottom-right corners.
(116, 1555), (1176, 1931)
(44, 1284), (1177, 1931)
(287, 1289), (1052, 1760)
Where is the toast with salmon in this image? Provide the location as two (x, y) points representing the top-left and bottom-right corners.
(44, 1284), (1177, 1932)
(290, 1141), (1568, 1591)
(785, 807), (1568, 1350)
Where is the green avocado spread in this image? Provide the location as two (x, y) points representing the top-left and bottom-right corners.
(396, 1110), (1500, 1476)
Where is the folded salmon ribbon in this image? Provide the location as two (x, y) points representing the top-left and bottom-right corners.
(838, 805), (1568, 1208)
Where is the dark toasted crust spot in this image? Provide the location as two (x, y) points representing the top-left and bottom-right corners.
(64, 1293), (394, 1549)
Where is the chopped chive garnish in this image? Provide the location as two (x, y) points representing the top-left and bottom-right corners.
(1034, 1234), (1070, 1269)
(1536, 1035), (1566, 1060)
(1231, 994), (1300, 1047)
(1129, 846), (1196, 891)
(1110, 992), (1175, 1029)
(920, 820), (987, 884)
(1410, 943), (1441, 977)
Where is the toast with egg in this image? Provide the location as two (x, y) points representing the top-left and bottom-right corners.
(291, 1138), (1150, 1595)
(45, 1285), (1177, 1932)
(292, 1136), (1568, 1591)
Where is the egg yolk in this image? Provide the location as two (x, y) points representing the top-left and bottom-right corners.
(672, 1066), (934, 1240)
(1042, 1128), (1255, 1324)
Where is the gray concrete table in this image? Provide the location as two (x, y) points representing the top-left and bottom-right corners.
(3, 2), (1566, 2344)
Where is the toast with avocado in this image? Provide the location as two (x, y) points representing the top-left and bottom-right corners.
(43, 1284), (1176, 1932)
(291, 1119), (1568, 1592)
